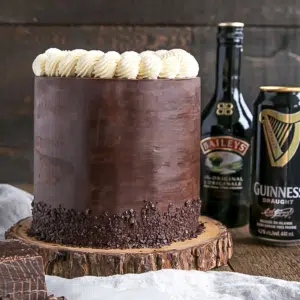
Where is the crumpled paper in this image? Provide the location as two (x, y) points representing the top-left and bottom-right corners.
(1, 184), (300, 300)
(0, 184), (33, 240)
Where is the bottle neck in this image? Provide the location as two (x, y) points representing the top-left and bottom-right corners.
(215, 42), (242, 100)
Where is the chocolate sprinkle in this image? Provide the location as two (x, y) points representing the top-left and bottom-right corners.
(29, 199), (204, 249)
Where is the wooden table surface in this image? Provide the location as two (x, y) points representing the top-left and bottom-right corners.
(15, 184), (300, 282)
(217, 225), (300, 282)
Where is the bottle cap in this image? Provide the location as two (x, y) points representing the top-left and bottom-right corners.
(217, 22), (244, 44)
(218, 22), (244, 27)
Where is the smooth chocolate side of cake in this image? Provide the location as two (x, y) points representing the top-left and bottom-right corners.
(0, 240), (47, 300)
(30, 77), (202, 248)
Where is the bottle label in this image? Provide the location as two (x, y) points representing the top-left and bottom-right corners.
(252, 182), (298, 240)
(250, 108), (300, 241)
(200, 135), (250, 190)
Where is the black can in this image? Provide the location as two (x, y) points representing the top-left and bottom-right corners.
(250, 86), (300, 246)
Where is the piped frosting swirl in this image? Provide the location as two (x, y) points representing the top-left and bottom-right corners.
(58, 49), (87, 77)
(33, 47), (199, 79)
(93, 51), (121, 78)
(115, 51), (141, 79)
(138, 52), (162, 79)
(76, 50), (104, 78)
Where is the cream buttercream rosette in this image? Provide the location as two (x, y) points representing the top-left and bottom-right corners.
(32, 48), (199, 79)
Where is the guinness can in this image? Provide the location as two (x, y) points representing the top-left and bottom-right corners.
(250, 86), (300, 245)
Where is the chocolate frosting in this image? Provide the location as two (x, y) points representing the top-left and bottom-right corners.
(31, 77), (202, 248)
(34, 77), (200, 214)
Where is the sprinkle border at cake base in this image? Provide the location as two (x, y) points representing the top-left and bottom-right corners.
(28, 199), (203, 249)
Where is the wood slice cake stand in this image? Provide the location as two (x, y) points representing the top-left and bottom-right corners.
(6, 216), (232, 279)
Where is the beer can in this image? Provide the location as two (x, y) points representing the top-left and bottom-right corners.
(250, 86), (300, 246)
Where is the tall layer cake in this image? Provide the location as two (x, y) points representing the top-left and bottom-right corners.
(29, 48), (202, 249)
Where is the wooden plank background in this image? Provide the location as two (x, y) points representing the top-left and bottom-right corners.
(1, 0), (300, 26)
(1, 0), (300, 186)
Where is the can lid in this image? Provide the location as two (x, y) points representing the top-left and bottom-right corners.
(260, 86), (300, 92)
(218, 22), (244, 27)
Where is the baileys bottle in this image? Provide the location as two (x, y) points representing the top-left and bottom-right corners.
(200, 22), (253, 227)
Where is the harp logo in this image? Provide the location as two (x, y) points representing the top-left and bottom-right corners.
(259, 109), (300, 167)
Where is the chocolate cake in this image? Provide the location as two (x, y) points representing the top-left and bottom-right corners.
(29, 48), (202, 249)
